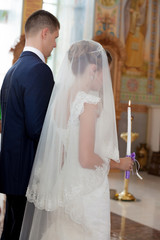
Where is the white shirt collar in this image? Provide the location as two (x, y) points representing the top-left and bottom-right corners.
(23, 46), (45, 63)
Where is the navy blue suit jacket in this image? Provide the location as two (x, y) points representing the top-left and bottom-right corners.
(0, 51), (54, 195)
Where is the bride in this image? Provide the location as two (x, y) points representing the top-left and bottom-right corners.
(20, 40), (133, 240)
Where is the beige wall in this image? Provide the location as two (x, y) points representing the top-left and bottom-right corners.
(21, 0), (43, 34)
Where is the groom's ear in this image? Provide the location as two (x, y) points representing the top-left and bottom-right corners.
(41, 28), (49, 39)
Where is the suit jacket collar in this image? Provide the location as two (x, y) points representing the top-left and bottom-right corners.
(19, 51), (44, 62)
(23, 47), (45, 62)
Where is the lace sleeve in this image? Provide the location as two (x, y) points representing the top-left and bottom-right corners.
(68, 91), (101, 126)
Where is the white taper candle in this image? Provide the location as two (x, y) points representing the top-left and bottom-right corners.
(126, 100), (131, 155)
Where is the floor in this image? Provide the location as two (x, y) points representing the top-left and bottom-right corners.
(109, 170), (160, 240)
(111, 212), (160, 240)
(0, 171), (160, 239)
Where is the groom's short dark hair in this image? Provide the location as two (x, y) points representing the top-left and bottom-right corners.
(25, 10), (60, 36)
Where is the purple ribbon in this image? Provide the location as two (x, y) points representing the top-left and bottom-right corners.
(125, 152), (136, 179)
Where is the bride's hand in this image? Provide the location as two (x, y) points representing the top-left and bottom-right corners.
(118, 157), (134, 171)
(110, 157), (133, 170)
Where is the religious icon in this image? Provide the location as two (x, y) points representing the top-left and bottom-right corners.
(124, 0), (148, 75)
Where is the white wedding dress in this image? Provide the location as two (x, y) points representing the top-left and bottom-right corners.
(41, 178), (110, 240)
(25, 91), (112, 240)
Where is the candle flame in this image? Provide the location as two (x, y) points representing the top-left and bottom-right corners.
(128, 100), (131, 107)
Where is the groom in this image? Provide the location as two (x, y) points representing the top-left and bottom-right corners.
(0, 10), (60, 239)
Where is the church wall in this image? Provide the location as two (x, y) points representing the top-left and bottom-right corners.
(93, 0), (160, 158)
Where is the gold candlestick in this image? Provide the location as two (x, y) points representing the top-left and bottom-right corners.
(115, 116), (139, 201)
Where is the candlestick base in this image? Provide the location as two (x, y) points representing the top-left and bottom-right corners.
(120, 132), (139, 143)
(114, 191), (135, 201)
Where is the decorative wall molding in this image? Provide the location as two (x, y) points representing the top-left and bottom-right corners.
(10, 34), (25, 65)
(94, 31), (126, 121)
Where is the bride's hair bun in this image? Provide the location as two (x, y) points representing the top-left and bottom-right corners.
(68, 40), (102, 75)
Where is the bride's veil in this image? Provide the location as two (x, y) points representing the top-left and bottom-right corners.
(20, 40), (119, 240)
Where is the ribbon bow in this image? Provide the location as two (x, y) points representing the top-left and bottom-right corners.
(125, 152), (143, 180)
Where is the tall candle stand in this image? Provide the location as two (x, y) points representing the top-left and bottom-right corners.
(115, 116), (139, 201)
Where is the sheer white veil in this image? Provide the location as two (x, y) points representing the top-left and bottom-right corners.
(20, 40), (119, 240)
